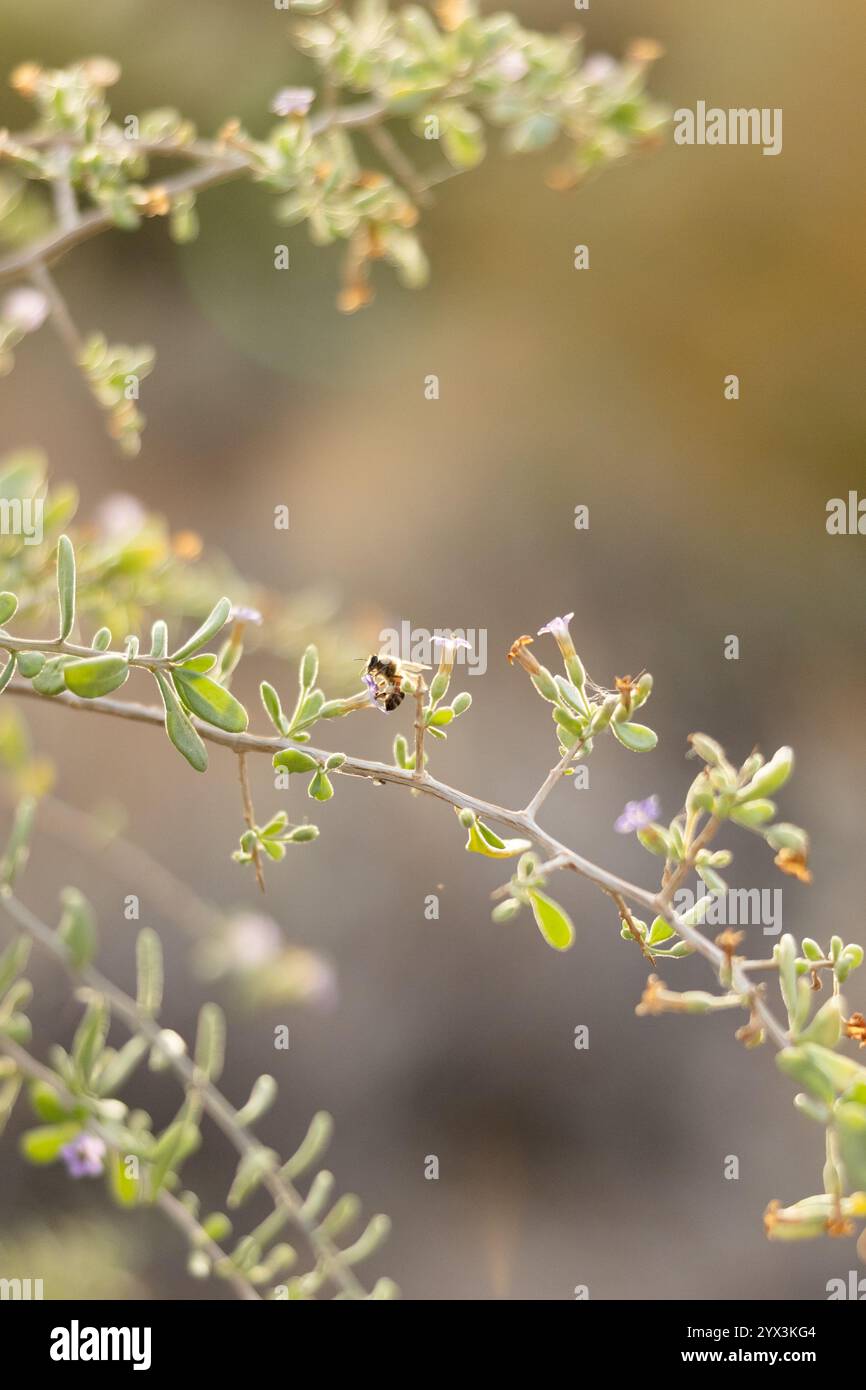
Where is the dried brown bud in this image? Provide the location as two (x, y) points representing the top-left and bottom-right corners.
(10, 63), (42, 99)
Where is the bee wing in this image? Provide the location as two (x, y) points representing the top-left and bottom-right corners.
(399, 660), (432, 673)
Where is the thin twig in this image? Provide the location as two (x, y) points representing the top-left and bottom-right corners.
(237, 751), (265, 893)
(610, 890), (656, 964)
(366, 124), (432, 208)
(412, 678), (426, 782)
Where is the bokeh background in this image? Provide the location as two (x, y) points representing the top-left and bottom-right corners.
(1, 0), (865, 1300)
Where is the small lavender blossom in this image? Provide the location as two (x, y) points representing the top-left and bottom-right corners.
(363, 670), (387, 711)
(432, 632), (471, 678)
(61, 1134), (106, 1179)
(614, 795), (661, 834)
(95, 492), (147, 539)
(537, 611), (577, 664)
(270, 87), (315, 118)
(582, 54), (618, 85)
(496, 49), (530, 83)
(227, 912), (282, 969)
(229, 604), (263, 626)
(3, 287), (49, 333)
(537, 612), (574, 640)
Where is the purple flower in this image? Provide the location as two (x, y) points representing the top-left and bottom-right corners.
(362, 671), (387, 711)
(61, 1134), (106, 1179)
(270, 87), (315, 118)
(226, 912), (282, 969)
(2, 287), (49, 333)
(229, 604), (263, 626)
(95, 492), (146, 539)
(614, 795), (661, 834)
(582, 55), (618, 86)
(538, 611), (577, 664)
(496, 49), (530, 83)
(537, 611), (574, 639)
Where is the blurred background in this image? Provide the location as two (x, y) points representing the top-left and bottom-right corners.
(0, 0), (865, 1300)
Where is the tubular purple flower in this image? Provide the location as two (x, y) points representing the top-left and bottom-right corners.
(432, 632), (471, 681)
(537, 611), (577, 663)
(61, 1134), (106, 1179)
(270, 87), (315, 118)
(614, 795), (661, 834)
(362, 671), (387, 712)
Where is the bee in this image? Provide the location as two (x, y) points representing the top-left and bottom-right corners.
(362, 653), (430, 712)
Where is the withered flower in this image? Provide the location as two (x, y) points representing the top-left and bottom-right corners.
(506, 635), (541, 675)
(774, 848), (812, 884)
(844, 1011), (866, 1048)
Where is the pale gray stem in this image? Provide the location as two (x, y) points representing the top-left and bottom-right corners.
(5, 680), (791, 1051)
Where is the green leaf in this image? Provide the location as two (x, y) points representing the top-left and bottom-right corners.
(154, 672), (208, 772)
(56, 535), (76, 640)
(0, 592), (18, 625)
(64, 655), (130, 699)
(281, 1110), (333, 1181)
(169, 597), (232, 661)
(0, 651), (16, 694)
(0, 935), (30, 998)
(32, 654), (75, 696)
(299, 644), (318, 690)
(91, 626), (112, 651)
(95, 1035), (149, 1096)
(149, 620), (168, 659)
(528, 890), (575, 951)
(260, 681), (288, 734)
(235, 1075), (278, 1128)
(194, 1002), (225, 1082)
(610, 721), (658, 752)
(20, 1121), (82, 1164)
(464, 817), (532, 858)
(72, 998), (109, 1082)
(150, 1117), (200, 1194)
(29, 1079), (74, 1124)
(439, 104), (486, 169)
(799, 996), (842, 1048)
(0, 797), (35, 887)
(57, 887), (97, 969)
(738, 747), (793, 801)
(836, 1103), (866, 1190)
(107, 1146), (140, 1207)
(171, 669), (248, 733)
(308, 770), (334, 801)
(273, 748), (319, 774)
(178, 654), (217, 673)
(227, 1147), (277, 1209)
(647, 915), (676, 946)
(136, 928), (163, 1017)
(16, 651), (44, 678)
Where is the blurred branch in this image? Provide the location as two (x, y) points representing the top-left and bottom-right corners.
(0, 1031), (262, 1301)
(0, 102), (385, 287)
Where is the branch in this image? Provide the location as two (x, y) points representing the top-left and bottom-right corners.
(0, 102), (385, 287)
(5, 679), (790, 1051)
(0, 1032), (262, 1301)
(0, 886), (371, 1299)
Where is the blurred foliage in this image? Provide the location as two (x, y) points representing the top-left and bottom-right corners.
(0, 1215), (143, 1298)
